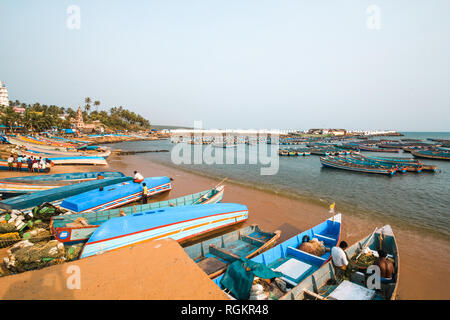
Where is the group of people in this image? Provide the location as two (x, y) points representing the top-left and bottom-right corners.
(133, 171), (149, 204)
(7, 154), (49, 172)
(331, 240), (395, 282)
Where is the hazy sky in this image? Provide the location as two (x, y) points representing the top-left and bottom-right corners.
(1, 0), (449, 131)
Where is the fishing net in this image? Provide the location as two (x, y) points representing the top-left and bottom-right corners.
(65, 244), (83, 261)
(5, 240), (66, 273)
(298, 239), (326, 257)
(0, 232), (21, 248)
(220, 258), (283, 300)
(32, 203), (63, 222)
(22, 228), (53, 243)
(250, 277), (287, 300)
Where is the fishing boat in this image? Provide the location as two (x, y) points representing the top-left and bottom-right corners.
(60, 177), (171, 213)
(46, 156), (108, 166)
(0, 176), (132, 211)
(0, 160), (49, 173)
(0, 172), (125, 194)
(358, 145), (400, 153)
(411, 149), (450, 161)
(213, 214), (341, 299)
(320, 156), (397, 175)
(280, 225), (399, 300)
(184, 225), (281, 279)
(80, 203), (249, 259)
(51, 186), (225, 244)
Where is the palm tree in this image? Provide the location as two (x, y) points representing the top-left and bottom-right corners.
(94, 100), (100, 112)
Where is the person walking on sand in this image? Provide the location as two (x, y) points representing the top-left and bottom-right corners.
(142, 183), (148, 204)
(7, 155), (14, 171)
(133, 171), (144, 183)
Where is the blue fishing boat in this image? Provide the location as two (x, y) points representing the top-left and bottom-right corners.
(60, 177), (171, 213)
(0, 176), (132, 211)
(213, 214), (341, 299)
(280, 225), (399, 300)
(184, 224), (281, 279)
(411, 149), (450, 161)
(320, 156), (397, 175)
(46, 156), (108, 166)
(80, 203), (249, 259)
(51, 185), (225, 244)
(0, 172), (125, 194)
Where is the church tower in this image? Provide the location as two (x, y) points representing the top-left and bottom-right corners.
(76, 107), (84, 128)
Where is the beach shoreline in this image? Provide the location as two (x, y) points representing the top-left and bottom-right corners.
(0, 152), (449, 299)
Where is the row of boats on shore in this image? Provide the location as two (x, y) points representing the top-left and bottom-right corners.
(0, 168), (398, 300)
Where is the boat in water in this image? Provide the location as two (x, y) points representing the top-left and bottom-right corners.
(411, 149), (450, 161)
(60, 176), (171, 213)
(213, 214), (341, 299)
(80, 203), (249, 259)
(51, 186), (225, 244)
(184, 224), (281, 279)
(320, 156), (397, 175)
(280, 225), (399, 300)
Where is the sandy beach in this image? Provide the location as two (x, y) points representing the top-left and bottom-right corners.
(0, 153), (449, 299)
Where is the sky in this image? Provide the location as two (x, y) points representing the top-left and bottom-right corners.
(1, 0), (449, 131)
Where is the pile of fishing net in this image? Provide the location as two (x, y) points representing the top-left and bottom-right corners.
(65, 244), (83, 261)
(352, 248), (378, 268)
(298, 238), (326, 257)
(250, 277), (287, 300)
(3, 239), (66, 273)
(0, 232), (21, 249)
(31, 203), (63, 222)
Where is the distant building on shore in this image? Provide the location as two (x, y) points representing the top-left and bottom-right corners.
(307, 128), (347, 136)
(0, 82), (9, 107)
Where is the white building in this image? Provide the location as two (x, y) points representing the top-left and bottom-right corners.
(0, 82), (9, 107)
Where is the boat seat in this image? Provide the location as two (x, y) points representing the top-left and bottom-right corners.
(197, 257), (227, 275)
(209, 244), (241, 262)
(314, 234), (336, 242)
(241, 234), (265, 246)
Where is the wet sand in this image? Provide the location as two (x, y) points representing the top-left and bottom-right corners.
(107, 154), (450, 300)
(1, 157), (449, 299)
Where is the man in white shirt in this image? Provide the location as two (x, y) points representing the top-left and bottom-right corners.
(7, 155), (14, 171)
(133, 171), (144, 183)
(331, 241), (349, 270)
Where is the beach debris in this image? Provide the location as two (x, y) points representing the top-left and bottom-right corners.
(4, 240), (66, 273)
(298, 238), (326, 257)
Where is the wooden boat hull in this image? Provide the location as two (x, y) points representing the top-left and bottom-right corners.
(320, 157), (396, 175)
(51, 186), (225, 244)
(280, 225), (399, 300)
(47, 156), (108, 166)
(60, 177), (171, 213)
(0, 176), (133, 211)
(411, 150), (450, 161)
(80, 203), (249, 259)
(184, 224), (281, 279)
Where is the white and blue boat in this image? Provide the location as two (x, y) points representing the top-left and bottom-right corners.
(213, 214), (341, 298)
(80, 203), (249, 259)
(60, 177), (171, 213)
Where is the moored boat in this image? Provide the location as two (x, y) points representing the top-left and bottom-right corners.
(80, 203), (249, 259)
(213, 214), (341, 299)
(51, 186), (225, 244)
(320, 156), (397, 175)
(280, 225), (399, 300)
(411, 149), (450, 161)
(60, 176), (171, 213)
(184, 224), (281, 279)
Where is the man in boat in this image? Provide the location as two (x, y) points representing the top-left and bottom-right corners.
(133, 171), (144, 183)
(142, 183), (148, 204)
(331, 241), (355, 279)
(97, 173), (105, 180)
(374, 250), (394, 283)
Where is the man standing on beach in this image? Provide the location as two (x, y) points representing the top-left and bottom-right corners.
(27, 157), (33, 172)
(16, 155), (23, 172)
(142, 183), (148, 204)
